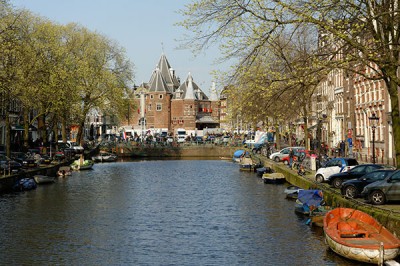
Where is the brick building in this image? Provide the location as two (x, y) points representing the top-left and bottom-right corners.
(126, 53), (220, 136)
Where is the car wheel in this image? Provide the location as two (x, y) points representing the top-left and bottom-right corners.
(332, 178), (343, 189)
(344, 185), (357, 198)
(274, 157), (280, 162)
(316, 174), (324, 183)
(369, 190), (386, 205)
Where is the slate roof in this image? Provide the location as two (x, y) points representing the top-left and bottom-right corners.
(174, 72), (209, 100)
(157, 53), (180, 91)
(148, 67), (170, 93)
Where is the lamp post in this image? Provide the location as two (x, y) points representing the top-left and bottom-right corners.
(368, 113), (379, 164)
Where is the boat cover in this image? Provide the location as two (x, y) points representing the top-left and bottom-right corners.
(297, 190), (323, 211)
(233, 150), (245, 158)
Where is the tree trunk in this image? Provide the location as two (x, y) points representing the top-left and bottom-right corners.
(5, 111), (10, 158)
(23, 108), (29, 152)
(388, 81), (399, 167)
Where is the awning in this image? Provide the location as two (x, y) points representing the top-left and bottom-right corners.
(196, 116), (219, 124)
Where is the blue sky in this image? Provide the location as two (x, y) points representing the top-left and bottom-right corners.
(11, 0), (227, 95)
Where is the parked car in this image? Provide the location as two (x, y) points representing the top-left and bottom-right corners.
(269, 147), (305, 162)
(327, 163), (393, 188)
(281, 149), (313, 165)
(315, 157), (359, 183)
(341, 169), (396, 198)
(11, 152), (37, 168)
(361, 169), (400, 205)
(195, 136), (204, 144)
(0, 154), (23, 174)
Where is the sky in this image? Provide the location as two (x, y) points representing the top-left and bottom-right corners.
(10, 0), (227, 96)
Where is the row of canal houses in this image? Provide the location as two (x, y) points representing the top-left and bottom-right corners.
(0, 51), (396, 165)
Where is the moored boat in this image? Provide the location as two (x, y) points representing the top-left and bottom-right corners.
(294, 189), (324, 215)
(71, 159), (94, 170)
(92, 151), (117, 162)
(262, 172), (285, 184)
(284, 185), (302, 200)
(13, 178), (37, 191)
(57, 166), (72, 177)
(232, 150), (244, 162)
(34, 175), (55, 184)
(324, 207), (400, 264)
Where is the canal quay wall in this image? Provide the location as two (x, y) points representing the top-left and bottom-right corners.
(114, 143), (239, 158)
(258, 156), (400, 237)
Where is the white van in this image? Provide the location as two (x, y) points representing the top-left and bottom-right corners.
(176, 128), (187, 143)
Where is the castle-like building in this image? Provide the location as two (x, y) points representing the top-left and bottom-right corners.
(125, 53), (220, 136)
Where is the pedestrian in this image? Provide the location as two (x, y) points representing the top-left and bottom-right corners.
(289, 148), (294, 168)
(340, 140), (345, 157)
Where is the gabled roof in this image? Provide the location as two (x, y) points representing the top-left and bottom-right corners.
(174, 72), (209, 100)
(148, 67), (170, 93)
(157, 53), (180, 91)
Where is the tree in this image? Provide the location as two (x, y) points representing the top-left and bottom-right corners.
(179, 0), (400, 167)
(62, 23), (134, 145)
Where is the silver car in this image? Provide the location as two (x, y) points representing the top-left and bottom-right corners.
(269, 147), (305, 162)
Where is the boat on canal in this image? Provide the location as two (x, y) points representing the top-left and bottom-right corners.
(92, 151), (118, 162)
(34, 175), (55, 184)
(323, 207), (400, 264)
(294, 189), (324, 215)
(262, 172), (286, 184)
(71, 159), (94, 170)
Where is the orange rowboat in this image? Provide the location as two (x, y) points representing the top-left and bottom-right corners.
(324, 208), (400, 264)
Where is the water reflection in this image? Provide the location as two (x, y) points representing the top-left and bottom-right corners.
(0, 160), (365, 265)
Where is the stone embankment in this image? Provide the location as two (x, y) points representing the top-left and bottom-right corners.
(257, 155), (400, 237)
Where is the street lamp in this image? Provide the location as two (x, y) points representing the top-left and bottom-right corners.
(368, 113), (379, 164)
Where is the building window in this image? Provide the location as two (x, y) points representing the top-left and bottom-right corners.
(150, 95), (154, 99)
(156, 103), (162, 111)
(159, 94), (163, 99)
(148, 104), (152, 111)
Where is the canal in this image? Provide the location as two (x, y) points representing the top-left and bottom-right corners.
(0, 159), (364, 265)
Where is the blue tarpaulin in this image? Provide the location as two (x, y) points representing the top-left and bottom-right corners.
(297, 189), (323, 210)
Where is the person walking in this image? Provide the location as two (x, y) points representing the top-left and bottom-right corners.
(289, 148), (294, 168)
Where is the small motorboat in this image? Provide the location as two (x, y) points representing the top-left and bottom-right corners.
(262, 173), (285, 184)
(324, 207), (400, 264)
(71, 160), (94, 170)
(57, 166), (72, 177)
(13, 178), (37, 191)
(284, 185), (302, 200)
(239, 153), (254, 171)
(34, 175), (55, 184)
(255, 166), (273, 177)
(92, 151), (118, 162)
(232, 150), (245, 163)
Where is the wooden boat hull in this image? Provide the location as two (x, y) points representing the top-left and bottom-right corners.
(262, 173), (285, 184)
(324, 207), (400, 264)
(34, 175), (55, 184)
(325, 232), (400, 263)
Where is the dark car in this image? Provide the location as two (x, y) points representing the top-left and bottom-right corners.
(340, 169), (396, 198)
(327, 163), (390, 188)
(0, 154), (23, 174)
(361, 169), (400, 205)
(11, 152), (37, 168)
(195, 136), (204, 144)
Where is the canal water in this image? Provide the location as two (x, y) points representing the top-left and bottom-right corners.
(0, 159), (365, 265)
